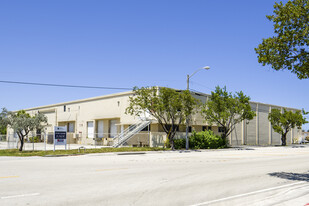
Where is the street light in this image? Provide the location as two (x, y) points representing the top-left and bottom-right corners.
(185, 66), (210, 150)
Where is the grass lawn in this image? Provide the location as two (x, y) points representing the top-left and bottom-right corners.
(0, 147), (169, 157)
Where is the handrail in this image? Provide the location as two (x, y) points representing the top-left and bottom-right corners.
(113, 118), (151, 140)
(113, 119), (152, 147)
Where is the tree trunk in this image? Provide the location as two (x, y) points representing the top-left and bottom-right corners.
(170, 137), (175, 150)
(222, 129), (228, 146)
(18, 135), (24, 151)
(167, 132), (176, 150)
(281, 133), (287, 146)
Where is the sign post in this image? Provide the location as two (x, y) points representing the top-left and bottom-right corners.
(54, 126), (67, 151)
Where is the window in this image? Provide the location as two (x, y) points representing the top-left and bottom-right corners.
(141, 125), (151, 132)
(188, 126), (192, 132)
(202, 126), (212, 131)
(164, 124), (179, 132)
(36, 129), (41, 139)
(87, 122), (94, 138)
(109, 120), (118, 138)
(97, 120), (104, 138)
(129, 124), (137, 131)
(67, 122), (75, 133)
(218, 127), (225, 133)
(64, 105), (66, 112)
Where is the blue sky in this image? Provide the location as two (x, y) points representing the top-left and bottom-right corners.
(0, 0), (308, 130)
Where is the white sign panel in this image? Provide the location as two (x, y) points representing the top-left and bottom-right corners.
(54, 126), (67, 147)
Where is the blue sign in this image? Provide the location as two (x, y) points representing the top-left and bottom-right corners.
(54, 126), (67, 147)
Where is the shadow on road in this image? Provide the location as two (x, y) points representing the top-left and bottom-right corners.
(269, 172), (309, 182)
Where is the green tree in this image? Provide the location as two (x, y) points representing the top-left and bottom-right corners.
(201, 86), (256, 144)
(0, 108), (47, 151)
(268, 108), (307, 146)
(0, 109), (7, 136)
(126, 87), (198, 150)
(0, 125), (6, 135)
(255, 0), (309, 79)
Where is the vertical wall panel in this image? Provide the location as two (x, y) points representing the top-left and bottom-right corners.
(272, 129), (281, 145)
(269, 106), (281, 145)
(246, 103), (257, 145)
(225, 102), (300, 146)
(246, 117), (257, 145)
(268, 106), (272, 144)
(286, 130), (291, 144)
(231, 122), (242, 145)
(258, 104), (269, 145)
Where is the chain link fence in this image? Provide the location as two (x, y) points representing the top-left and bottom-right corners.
(0, 131), (176, 150)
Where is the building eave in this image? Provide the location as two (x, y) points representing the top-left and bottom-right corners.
(23, 90), (134, 112)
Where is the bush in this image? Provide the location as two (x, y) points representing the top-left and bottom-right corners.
(173, 130), (226, 149)
(189, 130), (225, 149)
(174, 138), (186, 149)
(306, 136), (309, 141)
(0, 125), (6, 135)
(29, 136), (40, 143)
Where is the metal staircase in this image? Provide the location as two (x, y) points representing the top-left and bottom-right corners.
(113, 119), (152, 148)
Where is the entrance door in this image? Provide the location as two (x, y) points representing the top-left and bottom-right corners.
(68, 122), (75, 133)
(87, 121), (94, 138)
(97, 120), (104, 138)
(109, 120), (117, 138)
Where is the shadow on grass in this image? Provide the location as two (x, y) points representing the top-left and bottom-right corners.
(269, 172), (309, 182)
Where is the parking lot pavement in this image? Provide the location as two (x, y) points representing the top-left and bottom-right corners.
(1, 146), (309, 206)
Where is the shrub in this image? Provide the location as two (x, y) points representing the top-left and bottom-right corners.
(306, 136), (309, 142)
(173, 130), (226, 149)
(29, 136), (40, 143)
(0, 125), (6, 135)
(189, 130), (225, 149)
(174, 138), (186, 149)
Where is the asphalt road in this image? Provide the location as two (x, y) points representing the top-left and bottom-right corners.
(1, 146), (309, 206)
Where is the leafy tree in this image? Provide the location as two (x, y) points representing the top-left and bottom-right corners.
(126, 87), (198, 150)
(201, 86), (256, 144)
(0, 125), (6, 135)
(268, 108), (307, 146)
(0, 108), (47, 151)
(255, 0), (309, 79)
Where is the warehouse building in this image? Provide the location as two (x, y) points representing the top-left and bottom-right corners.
(7, 89), (302, 147)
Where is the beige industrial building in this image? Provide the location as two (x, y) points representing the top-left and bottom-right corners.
(7, 90), (302, 147)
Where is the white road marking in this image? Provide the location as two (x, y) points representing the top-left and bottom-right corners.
(1, 193), (40, 199)
(190, 181), (306, 206)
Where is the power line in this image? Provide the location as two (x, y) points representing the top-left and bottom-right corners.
(0, 80), (133, 90)
(189, 88), (303, 113)
(189, 88), (209, 95)
(190, 80), (214, 91)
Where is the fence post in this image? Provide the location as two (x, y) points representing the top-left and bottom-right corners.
(68, 134), (70, 150)
(148, 125), (150, 147)
(15, 135), (18, 149)
(7, 135), (9, 149)
(32, 131), (35, 151)
(44, 132), (46, 151)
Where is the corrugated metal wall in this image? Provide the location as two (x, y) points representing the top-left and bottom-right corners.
(229, 102), (301, 146)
